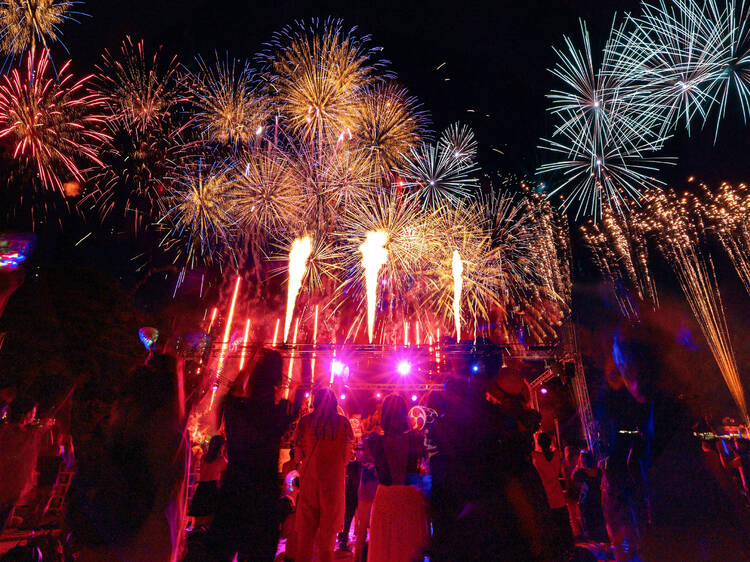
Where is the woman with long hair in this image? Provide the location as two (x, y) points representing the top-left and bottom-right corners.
(366, 394), (429, 562)
(206, 349), (303, 561)
(293, 387), (354, 562)
(188, 435), (227, 530)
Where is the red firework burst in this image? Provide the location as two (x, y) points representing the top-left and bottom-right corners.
(0, 50), (109, 193)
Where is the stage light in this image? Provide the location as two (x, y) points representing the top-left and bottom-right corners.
(397, 360), (412, 376)
(540, 387), (548, 395)
(331, 360), (345, 376)
(411, 394), (417, 402)
(472, 364), (480, 373)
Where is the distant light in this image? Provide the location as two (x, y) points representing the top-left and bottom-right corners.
(397, 360), (412, 376)
(376, 392), (382, 399)
(411, 394), (418, 402)
(340, 393), (346, 401)
(255, 125), (263, 135)
(472, 364), (480, 373)
(304, 392), (310, 398)
(540, 387), (548, 395)
(331, 360), (345, 376)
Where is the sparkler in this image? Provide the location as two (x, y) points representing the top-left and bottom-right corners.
(360, 230), (388, 343)
(452, 249), (463, 343)
(284, 235), (312, 343)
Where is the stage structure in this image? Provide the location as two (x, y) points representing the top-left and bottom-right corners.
(180, 319), (595, 448)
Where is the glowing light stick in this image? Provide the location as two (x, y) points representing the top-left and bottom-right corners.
(285, 318), (300, 399)
(360, 231), (388, 343)
(404, 320), (409, 346)
(272, 318), (280, 347)
(238, 318), (251, 370)
(216, 276), (241, 377)
(452, 250), (463, 343)
(284, 236), (312, 343)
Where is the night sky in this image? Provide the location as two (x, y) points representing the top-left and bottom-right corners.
(60, 0), (750, 185)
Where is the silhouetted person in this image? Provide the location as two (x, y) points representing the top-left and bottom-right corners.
(207, 349), (302, 561)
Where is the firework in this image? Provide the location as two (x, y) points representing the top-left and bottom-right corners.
(238, 317), (251, 370)
(159, 159), (238, 271)
(700, 181), (750, 295)
(439, 122), (477, 164)
(637, 188), (748, 424)
(96, 36), (183, 132)
(84, 37), (193, 233)
(359, 230), (388, 343)
(399, 132), (479, 210)
(284, 235), (312, 343)
(190, 54), (270, 146)
(452, 249), (463, 342)
(608, 0), (731, 135)
(281, 132), (375, 232)
(354, 81), (429, 181)
(233, 148), (301, 237)
(580, 203), (658, 319)
(0, 51), (108, 196)
(216, 275), (241, 377)
(703, 1), (750, 134)
(0, 0), (84, 59)
(259, 18), (390, 141)
(540, 20), (672, 219)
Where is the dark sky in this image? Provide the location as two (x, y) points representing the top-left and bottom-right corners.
(60, 0), (750, 185)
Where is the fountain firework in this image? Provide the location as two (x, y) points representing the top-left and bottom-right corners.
(284, 235), (312, 343)
(359, 230), (388, 343)
(452, 249), (463, 342)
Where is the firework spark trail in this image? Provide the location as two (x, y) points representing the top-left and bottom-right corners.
(452, 249), (463, 343)
(284, 317), (300, 399)
(700, 181), (750, 296)
(238, 317), (251, 370)
(284, 235), (312, 342)
(216, 275), (241, 378)
(360, 230), (388, 343)
(640, 189), (748, 425)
